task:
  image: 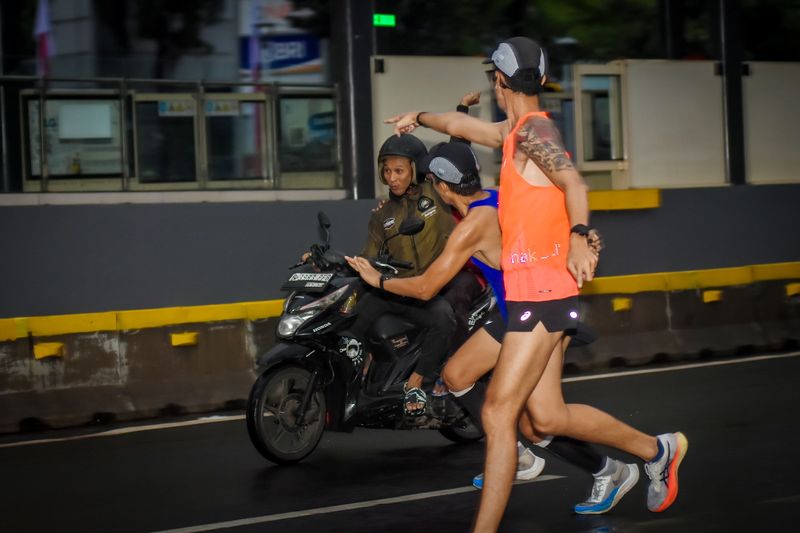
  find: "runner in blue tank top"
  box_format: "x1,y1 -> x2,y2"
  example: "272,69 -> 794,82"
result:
465,188 -> 507,321
346,141 -> 635,515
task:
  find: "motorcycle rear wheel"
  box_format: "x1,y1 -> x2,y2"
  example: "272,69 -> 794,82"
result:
247,365 -> 326,464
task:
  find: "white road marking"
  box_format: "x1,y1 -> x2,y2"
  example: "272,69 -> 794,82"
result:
0,415 -> 245,449
149,475 -> 565,533
3,350 -> 798,450
562,350 -> 800,383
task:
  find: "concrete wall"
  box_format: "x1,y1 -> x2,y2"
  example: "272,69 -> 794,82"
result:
1,184 -> 799,318
624,60 -> 726,188
743,63 -> 800,185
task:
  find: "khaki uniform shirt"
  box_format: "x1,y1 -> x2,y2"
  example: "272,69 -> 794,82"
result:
361,181 -> 455,277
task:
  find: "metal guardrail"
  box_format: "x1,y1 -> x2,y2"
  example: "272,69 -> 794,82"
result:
0,76 -> 343,193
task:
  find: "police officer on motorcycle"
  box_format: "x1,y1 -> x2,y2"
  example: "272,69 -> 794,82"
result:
352,133 -> 482,416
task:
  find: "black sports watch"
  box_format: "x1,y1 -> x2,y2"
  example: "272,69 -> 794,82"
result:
570,224 -> 591,237
380,273 -> 393,290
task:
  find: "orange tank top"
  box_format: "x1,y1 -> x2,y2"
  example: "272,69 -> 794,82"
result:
499,112 -> 578,302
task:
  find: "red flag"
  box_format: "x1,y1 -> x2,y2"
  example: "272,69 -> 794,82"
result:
33,0 -> 54,76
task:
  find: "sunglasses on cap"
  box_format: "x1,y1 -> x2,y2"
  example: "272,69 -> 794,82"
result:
485,69 -> 511,89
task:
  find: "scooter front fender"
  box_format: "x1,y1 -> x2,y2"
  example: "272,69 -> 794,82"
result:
255,341 -> 316,371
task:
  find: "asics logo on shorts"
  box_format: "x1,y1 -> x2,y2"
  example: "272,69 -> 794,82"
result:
520,310 -> 532,321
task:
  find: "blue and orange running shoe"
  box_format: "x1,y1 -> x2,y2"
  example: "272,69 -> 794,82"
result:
645,432 -> 689,512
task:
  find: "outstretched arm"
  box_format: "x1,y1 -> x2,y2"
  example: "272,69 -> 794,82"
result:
346,217 -> 484,300
514,115 -> 597,287
385,111 -> 505,149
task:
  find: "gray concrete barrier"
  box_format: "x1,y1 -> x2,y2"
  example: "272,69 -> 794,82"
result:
0,318 -> 279,434
1,278 -> 798,434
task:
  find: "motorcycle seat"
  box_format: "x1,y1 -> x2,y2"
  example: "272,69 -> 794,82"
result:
367,313 -> 416,343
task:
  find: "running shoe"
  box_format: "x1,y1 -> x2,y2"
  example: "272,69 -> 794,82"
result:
645,432 -> 688,512
472,442 -> 545,489
574,459 -> 639,514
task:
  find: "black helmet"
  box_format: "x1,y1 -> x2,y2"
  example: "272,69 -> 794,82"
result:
377,134 -> 428,183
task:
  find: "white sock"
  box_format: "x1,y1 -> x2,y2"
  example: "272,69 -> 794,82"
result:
450,384 -> 474,398
594,457 -> 618,477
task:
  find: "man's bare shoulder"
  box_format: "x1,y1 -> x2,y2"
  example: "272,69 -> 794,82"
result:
456,205 -> 498,242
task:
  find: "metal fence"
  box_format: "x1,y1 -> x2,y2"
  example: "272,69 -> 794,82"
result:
0,76 -> 343,193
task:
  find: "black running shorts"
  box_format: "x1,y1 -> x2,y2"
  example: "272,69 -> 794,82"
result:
483,307 -> 506,343
482,299 -> 594,345
505,296 -> 580,334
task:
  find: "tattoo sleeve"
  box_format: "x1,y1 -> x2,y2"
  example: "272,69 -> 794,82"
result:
515,116 -> 574,173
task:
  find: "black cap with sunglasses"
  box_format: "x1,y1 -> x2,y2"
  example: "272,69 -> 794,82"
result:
483,36 -> 547,95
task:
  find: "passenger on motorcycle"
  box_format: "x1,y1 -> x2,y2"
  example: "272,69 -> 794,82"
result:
351,133 -> 483,416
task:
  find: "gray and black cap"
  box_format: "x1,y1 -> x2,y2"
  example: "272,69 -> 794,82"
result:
483,36 -> 547,94
422,142 -> 481,186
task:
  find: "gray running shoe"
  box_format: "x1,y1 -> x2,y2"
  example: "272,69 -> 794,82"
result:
574,458 -> 639,514
645,432 -> 688,512
472,441 -> 545,489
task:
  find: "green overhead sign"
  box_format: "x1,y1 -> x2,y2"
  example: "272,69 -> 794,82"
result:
373,14 -> 396,27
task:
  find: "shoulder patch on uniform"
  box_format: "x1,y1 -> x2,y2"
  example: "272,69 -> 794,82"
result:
383,217 -> 396,230
417,196 -> 435,213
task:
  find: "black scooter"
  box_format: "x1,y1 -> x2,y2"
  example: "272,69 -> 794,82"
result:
246,212 -> 494,464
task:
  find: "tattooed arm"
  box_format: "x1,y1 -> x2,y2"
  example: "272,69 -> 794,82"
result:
515,114 -> 597,287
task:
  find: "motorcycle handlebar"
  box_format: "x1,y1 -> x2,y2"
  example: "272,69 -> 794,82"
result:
367,257 -> 414,275
389,259 -> 413,270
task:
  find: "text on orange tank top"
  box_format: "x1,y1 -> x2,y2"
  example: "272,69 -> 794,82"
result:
498,111 -> 578,302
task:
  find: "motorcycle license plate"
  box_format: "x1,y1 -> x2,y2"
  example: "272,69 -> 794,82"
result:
281,272 -> 334,292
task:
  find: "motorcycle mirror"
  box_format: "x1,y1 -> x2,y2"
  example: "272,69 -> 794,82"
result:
398,217 -> 424,236
317,211 -> 331,249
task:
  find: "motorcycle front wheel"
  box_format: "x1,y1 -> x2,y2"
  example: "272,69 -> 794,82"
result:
246,365 -> 326,464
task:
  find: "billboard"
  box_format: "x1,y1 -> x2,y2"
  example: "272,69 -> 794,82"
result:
239,0 -> 327,84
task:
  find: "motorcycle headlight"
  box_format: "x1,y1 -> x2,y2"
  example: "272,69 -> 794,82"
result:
278,310 -> 317,337
277,285 -> 350,338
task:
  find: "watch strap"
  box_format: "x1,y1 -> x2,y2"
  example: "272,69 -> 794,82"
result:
570,224 -> 591,237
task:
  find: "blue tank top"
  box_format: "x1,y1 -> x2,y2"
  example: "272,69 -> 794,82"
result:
467,189 -> 507,320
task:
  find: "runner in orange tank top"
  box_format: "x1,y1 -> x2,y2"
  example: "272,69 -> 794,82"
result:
499,111 -> 578,303
386,36 -> 687,533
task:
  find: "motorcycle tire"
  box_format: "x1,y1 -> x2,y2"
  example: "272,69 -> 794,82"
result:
246,364 -> 326,464
438,420 -> 484,444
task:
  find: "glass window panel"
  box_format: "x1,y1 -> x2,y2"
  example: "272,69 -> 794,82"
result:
580,75 -> 623,162
27,98 -> 123,178
277,96 -> 339,189
135,101 -> 196,183
206,101 -> 267,181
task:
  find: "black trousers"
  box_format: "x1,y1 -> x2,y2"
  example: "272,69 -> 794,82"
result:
440,270 -> 484,355
350,290 -> 456,379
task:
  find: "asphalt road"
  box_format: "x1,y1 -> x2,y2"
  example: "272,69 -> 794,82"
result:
2,351 -> 799,533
